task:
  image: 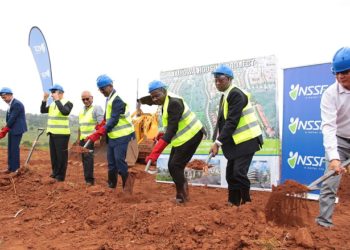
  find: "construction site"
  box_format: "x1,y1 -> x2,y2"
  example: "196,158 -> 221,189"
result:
1,1 -> 350,249
1,146 -> 350,249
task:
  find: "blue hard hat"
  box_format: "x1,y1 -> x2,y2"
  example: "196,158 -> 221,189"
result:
96,74 -> 113,88
148,80 -> 167,93
332,47 -> 350,73
212,65 -> 234,78
49,84 -> 64,92
0,87 -> 13,95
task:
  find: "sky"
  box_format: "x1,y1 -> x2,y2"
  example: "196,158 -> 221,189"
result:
0,0 -> 349,115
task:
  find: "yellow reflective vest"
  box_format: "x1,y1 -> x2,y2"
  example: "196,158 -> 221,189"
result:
162,92 -> 203,147
223,85 -> 262,144
106,92 -> 134,139
79,106 -> 97,140
47,99 -> 70,135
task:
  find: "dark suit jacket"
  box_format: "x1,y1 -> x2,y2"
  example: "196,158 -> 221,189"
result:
6,98 -> 28,135
217,86 -> 263,160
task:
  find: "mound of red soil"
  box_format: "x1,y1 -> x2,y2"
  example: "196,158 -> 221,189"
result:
1,147 -> 350,249
186,159 -> 213,170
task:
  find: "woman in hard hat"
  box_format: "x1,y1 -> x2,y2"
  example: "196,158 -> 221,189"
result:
316,47 -> 350,228
146,80 -> 204,203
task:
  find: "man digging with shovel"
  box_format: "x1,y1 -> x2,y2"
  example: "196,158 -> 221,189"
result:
76,90 -> 104,186
85,75 -> 135,192
145,80 -> 204,203
316,47 -> 350,228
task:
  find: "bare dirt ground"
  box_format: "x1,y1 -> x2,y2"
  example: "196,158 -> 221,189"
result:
1,147 -> 350,249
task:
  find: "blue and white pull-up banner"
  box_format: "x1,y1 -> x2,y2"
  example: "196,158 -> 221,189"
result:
282,63 -> 335,186
28,26 -> 53,93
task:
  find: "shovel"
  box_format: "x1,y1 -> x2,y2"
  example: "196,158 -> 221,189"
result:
24,128 -> 45,168
307,158 -> 350,191
203,153 -> 213,176
144,160 -> 157,174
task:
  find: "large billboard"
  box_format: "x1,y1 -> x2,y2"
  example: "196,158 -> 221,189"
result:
156,55 -> 280,190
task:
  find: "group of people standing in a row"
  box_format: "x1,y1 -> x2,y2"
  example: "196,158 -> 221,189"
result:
0,65 -> 263,207
1,50 -> 349,228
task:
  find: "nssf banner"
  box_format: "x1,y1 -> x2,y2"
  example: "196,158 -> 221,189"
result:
282,63 -> 335,189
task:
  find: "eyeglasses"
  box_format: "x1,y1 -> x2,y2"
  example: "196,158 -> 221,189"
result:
335,69 -> 350,75
81,97 -> 91,102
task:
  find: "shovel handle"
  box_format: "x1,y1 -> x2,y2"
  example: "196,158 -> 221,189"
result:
203,153 -> 212,176
307,158 -> 350,190
205,153 -> 213,164
145,160 -> 157,174
84,139 -> 91,148
145,160 -> 152,172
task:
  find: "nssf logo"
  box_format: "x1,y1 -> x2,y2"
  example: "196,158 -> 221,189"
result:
33,43 -> 46,54
287,151 -> 325,169
288,117 -> 322,134
289,84 -> 329,101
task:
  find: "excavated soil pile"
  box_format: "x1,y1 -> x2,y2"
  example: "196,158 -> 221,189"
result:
186,159 -> 213,170
265,180 -> 311,227
2,147 -> 350,249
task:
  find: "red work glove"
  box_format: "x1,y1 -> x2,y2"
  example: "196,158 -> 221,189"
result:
145,138 -> 168,164
95,120 -> 106,130
86,126 -> 106,142
155,132 -> 164,141
0,127 -> 10,139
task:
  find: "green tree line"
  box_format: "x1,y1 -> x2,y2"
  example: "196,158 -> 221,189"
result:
0,110 -> 79,149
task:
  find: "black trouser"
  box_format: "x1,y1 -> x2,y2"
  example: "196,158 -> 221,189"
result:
79,140 -> 95,184
168,130 -> 203,186
49,134 -> 70,181
226,153 -> 254,191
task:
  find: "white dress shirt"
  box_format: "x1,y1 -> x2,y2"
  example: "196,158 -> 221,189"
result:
321,82 -> 350,160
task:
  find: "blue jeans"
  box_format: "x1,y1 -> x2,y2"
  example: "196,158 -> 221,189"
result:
107,133 -> 134,175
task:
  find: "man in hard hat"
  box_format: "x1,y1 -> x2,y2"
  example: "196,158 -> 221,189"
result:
210,65 -> 263,207
145,80 -> 204,203
76,90 -> 104,185
316,47 -> 350,228
86,75 -> 135,190
0,87 -> 27,173
41,84 -> 73,182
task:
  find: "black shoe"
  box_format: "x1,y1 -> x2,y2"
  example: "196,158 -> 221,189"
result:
228,189 -> 241,207
121,172 -> 128,189
241,189 -> 251,204
183,181 -> 189,201
175,183 -> 186,203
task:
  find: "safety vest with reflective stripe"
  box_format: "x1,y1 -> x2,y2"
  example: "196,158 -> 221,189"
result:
79,106 -> 97,140
47,99 -> 70,135
223,85 -> 262,144
106,92 -> 134,139
162,92 -> 203,147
